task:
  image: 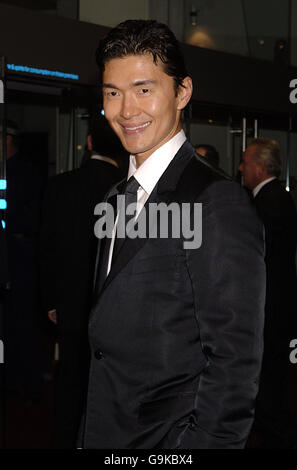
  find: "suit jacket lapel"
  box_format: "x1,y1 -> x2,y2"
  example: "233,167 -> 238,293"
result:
93,178 -> 126,294
98,141 -> 195,294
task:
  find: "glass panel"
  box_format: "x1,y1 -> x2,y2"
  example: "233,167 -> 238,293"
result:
189,121 -> 233,175
74,107 -> 90,169
7,103 -> 55,181
58,109 -> 73,174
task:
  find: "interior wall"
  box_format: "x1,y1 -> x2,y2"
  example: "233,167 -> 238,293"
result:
184,0 -> 248,55
79,0 -> 149,27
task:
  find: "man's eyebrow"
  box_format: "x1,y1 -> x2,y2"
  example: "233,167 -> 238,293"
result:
132,80 -> 157,87
102,80 -> 157,89
102,83 -> 119,89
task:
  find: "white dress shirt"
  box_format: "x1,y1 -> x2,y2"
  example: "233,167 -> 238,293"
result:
106,129 -> 187,275
252,176 -> 277,198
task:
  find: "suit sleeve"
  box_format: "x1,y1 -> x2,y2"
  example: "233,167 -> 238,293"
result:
182,180 -> 266,449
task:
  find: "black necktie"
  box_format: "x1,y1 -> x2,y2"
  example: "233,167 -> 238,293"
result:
112,176 -> 140,262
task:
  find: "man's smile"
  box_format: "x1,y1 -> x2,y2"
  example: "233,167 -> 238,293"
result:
120,121 -> 152,135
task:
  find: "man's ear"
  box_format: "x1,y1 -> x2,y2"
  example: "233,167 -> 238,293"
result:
87,134 -> 93,151
177,76 -> 193,110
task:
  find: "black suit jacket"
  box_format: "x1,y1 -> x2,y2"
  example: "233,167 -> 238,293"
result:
40,158 -> 121,447
254,179 -> 297,342
82,141 -> 266,449
40,158 -> 121,331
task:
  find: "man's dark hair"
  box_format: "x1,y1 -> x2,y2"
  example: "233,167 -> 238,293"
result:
96,19 -> 189,94
195,144 -> 220,167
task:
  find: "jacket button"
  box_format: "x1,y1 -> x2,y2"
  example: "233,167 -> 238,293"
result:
94,349 -> 103,360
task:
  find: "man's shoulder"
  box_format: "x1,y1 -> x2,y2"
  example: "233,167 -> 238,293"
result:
177,142 -> 246,204
79,158 -> 121,183
47,169 -> 77,193
257,178 -> 297,220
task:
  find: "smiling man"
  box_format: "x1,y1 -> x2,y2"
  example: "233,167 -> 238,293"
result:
102,53 -> 191,166
80,20 -> 266,449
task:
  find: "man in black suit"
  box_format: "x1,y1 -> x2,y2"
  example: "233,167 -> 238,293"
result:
239,138 -> 297,448
40,116 -> 123,448
80,20 -> 266,449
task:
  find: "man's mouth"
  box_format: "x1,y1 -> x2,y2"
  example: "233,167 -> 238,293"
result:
121,121 -> 152,134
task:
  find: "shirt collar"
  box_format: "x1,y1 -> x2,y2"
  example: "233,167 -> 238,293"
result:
252,176 -> 277,198
127,130 -> 186,195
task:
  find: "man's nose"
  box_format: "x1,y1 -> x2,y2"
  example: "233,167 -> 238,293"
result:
120,93 -> 140,119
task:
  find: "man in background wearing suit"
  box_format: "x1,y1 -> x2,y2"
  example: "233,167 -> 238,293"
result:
239,138 -> 297,448
40,116 -> 124,448
81,20 -> 266,449
4,121 -> 43,405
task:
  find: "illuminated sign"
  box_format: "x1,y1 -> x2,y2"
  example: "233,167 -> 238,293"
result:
0,199 -> 7,209
0,180 -> 7,190
7,63 -> 79,81
1,220 -> 5,229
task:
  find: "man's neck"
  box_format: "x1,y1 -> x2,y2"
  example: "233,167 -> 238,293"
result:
135,126 -> 182,168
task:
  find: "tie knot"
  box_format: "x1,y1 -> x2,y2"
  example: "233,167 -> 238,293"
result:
125,176 -> 140,195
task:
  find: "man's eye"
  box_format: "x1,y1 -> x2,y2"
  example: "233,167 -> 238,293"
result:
107,91 -> 119,97
139,88 -> 150,94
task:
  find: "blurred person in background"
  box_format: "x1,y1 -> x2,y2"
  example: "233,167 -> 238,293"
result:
3,120 -> 43,406
40,115 -> 126,448
239,138 -> 297,448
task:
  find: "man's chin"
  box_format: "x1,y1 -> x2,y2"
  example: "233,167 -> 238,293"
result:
122,143 -> 150,157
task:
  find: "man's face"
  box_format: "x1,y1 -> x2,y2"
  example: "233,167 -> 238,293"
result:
238,145 -> 263,190
102,54 -> 192,165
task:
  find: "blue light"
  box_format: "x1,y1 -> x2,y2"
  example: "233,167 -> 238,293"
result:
101,109 -> 105,116
0,179 -> 7,190
1,220 -> 5,229
0,199 -> 7,209
7,63 -> 79,81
